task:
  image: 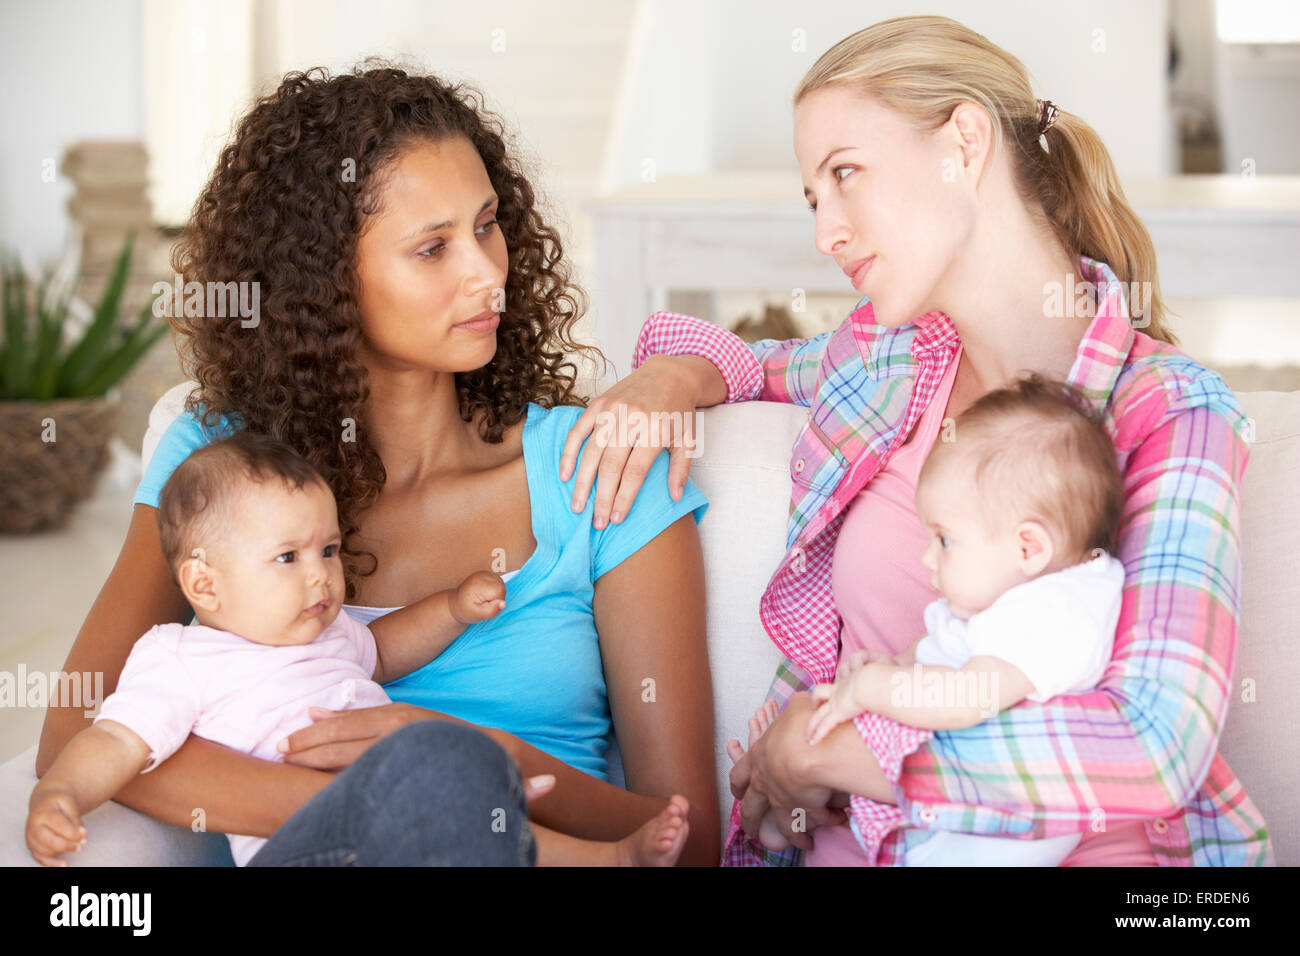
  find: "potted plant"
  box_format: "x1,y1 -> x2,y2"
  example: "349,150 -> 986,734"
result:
0,235 -> 170,533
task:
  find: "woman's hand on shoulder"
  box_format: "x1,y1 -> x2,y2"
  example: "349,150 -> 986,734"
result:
559,354 -> 724,529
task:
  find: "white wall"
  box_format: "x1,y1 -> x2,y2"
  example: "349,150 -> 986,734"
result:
143,0 -> 255,227
0,0 -> 144,263
600,0 -> 720,188
0,0 -> 1229,263
1216,42 -> 1300,174
607,0 -> 1174,187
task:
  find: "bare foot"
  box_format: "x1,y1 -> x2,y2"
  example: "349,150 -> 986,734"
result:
617,794 -> 691,866
725,700 -> 790,852
724,699 -> 781,764
749,699 -> 780,746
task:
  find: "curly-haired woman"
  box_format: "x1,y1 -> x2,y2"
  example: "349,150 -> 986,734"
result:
35,65 -> 720,866
564,15 -> 1272,866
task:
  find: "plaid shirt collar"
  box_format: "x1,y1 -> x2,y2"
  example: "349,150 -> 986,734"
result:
850,255 -> 1134,412
794,256 -> 1135,559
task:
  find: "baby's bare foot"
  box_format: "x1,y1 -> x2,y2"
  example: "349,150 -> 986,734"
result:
726,699 -> 782,766
758,813 -> 790,852
617,795 -> 691,866
728,701 -> 788,851
748,699 -> 780,747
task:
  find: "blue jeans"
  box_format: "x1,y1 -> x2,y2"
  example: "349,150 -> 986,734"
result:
247,721 -> 536,866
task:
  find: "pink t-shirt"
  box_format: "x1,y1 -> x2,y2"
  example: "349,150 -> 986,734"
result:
94,608 -> 391,865
811,346 -> 1154,866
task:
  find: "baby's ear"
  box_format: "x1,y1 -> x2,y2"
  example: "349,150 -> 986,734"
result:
1013,520 -> 1054,576
177,551 -> 220,612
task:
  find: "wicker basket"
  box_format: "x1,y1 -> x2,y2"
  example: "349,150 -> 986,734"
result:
0,394 -> 120,534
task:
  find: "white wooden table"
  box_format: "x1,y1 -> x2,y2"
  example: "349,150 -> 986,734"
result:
586,172 -> 1300,372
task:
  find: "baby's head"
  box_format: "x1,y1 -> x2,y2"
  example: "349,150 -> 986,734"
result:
916,373 -> 1123,620
157,431 -> 344,645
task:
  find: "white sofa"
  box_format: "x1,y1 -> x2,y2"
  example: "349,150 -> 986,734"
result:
2,382 -> 1296,865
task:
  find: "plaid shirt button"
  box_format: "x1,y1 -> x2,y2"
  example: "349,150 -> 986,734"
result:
918,809 -> 937,823
795,458 -> 805,473
1152,818 -> 1169,833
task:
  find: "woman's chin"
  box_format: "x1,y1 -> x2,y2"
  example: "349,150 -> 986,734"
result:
871,302 -> 925,330
423,345 -> 498,376
856,296 -> 900,328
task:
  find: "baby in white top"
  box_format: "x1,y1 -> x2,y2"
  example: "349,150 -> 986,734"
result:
748,373 -> 1127,865
27,430 -> 691,867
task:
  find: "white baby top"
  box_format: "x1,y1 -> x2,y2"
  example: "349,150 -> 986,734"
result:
893,551 -> 1126,867
915,552 -> 1127,703
94,608 -> 390,865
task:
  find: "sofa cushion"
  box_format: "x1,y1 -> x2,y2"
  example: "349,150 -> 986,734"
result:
0,745 -> 232,866
1218,391 -> 1300,865
5,384 -> 1293,865
680,402 -> 811,838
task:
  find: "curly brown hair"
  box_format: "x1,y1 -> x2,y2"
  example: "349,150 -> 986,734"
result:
169,63 -> 603,601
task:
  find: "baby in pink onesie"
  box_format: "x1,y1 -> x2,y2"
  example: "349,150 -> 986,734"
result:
27,430 -> 690,867
737,373 -> 1127,864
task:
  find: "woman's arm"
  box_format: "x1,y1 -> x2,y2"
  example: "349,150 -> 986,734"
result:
589,512 -> 721,864
631,309 -> 834,407
35,505 -> 334,837
562,310 -> 839,530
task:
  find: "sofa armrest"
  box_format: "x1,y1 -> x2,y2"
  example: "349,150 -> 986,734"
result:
0,745 -> 233,866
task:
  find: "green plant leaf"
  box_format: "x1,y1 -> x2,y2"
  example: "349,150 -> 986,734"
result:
2,233 -> 164,402
56,231 -> 134,395
31,278 -> 71,401
0,257 -> 10,397
71,302 -> 169,397
2,257 -> 31,399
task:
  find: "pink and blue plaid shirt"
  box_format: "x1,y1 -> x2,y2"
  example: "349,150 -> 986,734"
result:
632,256 -> 1272,867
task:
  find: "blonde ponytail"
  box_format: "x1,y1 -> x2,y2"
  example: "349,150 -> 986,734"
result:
1036,114 -> 1177,345
795,15 -> 1178,345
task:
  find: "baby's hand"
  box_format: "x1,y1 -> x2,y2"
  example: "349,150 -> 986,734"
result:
26,788 -> 87,867
449,570 -> 507,625
806,675 -> 865,746
836,648 -> 885,680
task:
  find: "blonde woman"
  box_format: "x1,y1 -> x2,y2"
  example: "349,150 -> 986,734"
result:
561,15 -> 1272,866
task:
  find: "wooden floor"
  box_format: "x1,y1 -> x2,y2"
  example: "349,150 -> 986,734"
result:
0,442 -> 138,765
